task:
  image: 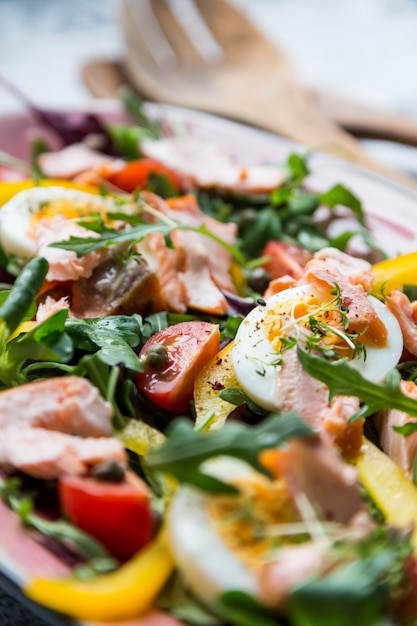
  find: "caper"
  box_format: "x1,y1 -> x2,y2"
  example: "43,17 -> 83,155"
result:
143,343 -> 169,369
246,267 -> 272,293
91,459 -> 126,483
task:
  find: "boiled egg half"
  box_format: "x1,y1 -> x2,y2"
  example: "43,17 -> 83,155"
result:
0,186 -> 117,259
232,284 -> 403,412
168,456 -> 296,606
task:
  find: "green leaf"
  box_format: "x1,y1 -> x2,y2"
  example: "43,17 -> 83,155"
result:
216,591 -> 280,626
329,229 -> 358,252
393,422 -> 417,437
0,310 -> 72,386
241,207 -> 282,257
108,124 -> 148,160
270,186 -> 292,206
297,346 -> 417,421
74,353 -> 126,429
145,412 -> 314,493
7,309 -> 73,363
219,315 -> 243,342
147,171 -> 178,199
65,315 -> 142,350
320,184 -> 365,226
219,387 -> 267,416
287,153 -> 310,184
64,316 -> 143,372
296,227 -> 330,252
288,191 -> 319,216
403,284 -> 417,302
50,221 -> 173,257
118,86 -> 162,138
50,220 -> 247,266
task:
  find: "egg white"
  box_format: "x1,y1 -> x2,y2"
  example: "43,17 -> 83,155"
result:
232,285 -> 403,411
167,457 -> 262,604
0,186 -> 117,259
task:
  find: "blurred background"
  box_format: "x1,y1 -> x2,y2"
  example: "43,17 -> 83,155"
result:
1,0 -> 417,173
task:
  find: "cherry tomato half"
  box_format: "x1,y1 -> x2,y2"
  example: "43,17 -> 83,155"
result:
59,471 -> 154,561
136,321 -> 220,414
106,159 -> 180,194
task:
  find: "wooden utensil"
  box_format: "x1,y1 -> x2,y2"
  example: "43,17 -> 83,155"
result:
82,58 -> 417,149
119,0 -> 417,188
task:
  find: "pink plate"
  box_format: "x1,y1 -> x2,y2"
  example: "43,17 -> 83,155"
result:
0,100 -> 417,626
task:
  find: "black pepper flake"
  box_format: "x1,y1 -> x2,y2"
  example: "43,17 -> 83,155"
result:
212,381 -> 225,391
257,298 -> 267,306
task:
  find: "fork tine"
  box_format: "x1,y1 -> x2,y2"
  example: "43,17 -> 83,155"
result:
165,0 -> 223,63
124,0 -> 178,68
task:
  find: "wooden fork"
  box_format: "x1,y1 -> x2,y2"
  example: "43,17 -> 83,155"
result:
120,0 -> 417,188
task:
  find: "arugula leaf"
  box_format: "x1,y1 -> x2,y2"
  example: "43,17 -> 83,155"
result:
297,346 -> 417,421
320,184 -> 365,226
50,221 -> 173,257
50,221 -> 247,266
145,412 -> 314,494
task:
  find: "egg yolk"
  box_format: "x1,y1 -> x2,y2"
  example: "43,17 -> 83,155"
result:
207,476 -> 300,570
29,199 -> 113,226
262,292 -> 345,351
261,288 -> 387,361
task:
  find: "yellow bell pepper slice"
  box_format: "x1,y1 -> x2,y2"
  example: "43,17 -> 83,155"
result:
372,251 -> 417,294
25,532 -> 174,622
0,180 -> 98,207
193,341 -> 241,430
116,418 -> 166,457
355,438 -> 417,551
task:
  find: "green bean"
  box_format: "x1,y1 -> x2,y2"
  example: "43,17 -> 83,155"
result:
0,256 -> 48,338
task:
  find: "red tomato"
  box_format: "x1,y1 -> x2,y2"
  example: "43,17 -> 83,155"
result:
106,159 -> 180,193
59,471 -> 154,561
136,321 -> 220,414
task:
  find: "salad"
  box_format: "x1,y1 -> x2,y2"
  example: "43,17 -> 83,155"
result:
1,90 -> 417,626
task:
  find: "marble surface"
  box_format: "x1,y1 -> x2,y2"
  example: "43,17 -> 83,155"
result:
1,0 -> 417,172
